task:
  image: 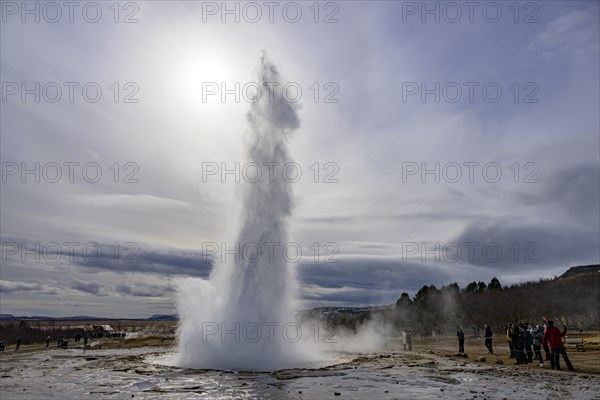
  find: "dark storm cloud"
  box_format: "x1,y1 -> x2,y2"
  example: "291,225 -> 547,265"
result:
301,287 -> 398,305
520,164 -> 600,223
453,164 -> 600,269
83,248 -> 213,277
295,258 -> 516,305
298,259 -> 457,293
70,279 -> 106,296
0,237 -> 213,277
115,282 -> 175,297
453,223 -> 599,269
0,280 -> 59,296
0,281 -> 44,293
300,208 -> 484,225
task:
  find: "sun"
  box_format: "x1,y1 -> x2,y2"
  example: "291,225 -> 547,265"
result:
171,41 -> 247,107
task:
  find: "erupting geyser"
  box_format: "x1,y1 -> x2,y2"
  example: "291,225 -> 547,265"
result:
174,53 -> 323,371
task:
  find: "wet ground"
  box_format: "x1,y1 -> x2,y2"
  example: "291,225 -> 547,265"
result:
1,346 -> 599,399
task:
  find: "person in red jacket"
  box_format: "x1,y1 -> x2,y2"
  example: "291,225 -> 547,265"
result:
542,320 -> 575,371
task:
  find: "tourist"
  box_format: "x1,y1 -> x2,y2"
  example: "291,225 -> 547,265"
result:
512,325 -> 524,364
542,318 -> 555,368
15,338 -> 22,351
506,323 -> 515,358
402,331 -> 412,351
457,328 -> 465,353
45,336 -> 51,348
0,339 -> 5,352
484,324 -> 493,354
523,324 -> 534,363
532,325 -> 544,367
543,320 -> 575,371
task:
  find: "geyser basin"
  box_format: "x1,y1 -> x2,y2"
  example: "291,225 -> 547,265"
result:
173,53 -> 324,371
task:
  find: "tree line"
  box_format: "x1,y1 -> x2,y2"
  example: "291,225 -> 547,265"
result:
386,273 -> 600,336
313,272 -> 600,337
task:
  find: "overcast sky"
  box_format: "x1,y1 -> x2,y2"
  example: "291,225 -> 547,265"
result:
1,1 -> 599,317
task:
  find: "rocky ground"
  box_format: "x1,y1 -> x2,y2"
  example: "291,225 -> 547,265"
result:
0,334 -> 599,399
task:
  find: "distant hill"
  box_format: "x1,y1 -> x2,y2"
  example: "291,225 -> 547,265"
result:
0,314 -> 178,321
0,315 -> 111,321
306,263 -> 600,333
147,314 -> 178,321
560,264 -> 600,278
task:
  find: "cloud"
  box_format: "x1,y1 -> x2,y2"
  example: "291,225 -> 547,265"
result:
0,238 -> 214,277
0,280 -> 59,296
69,279 -> 107,296
530,6 -> 600,62
115,282 -> 175,297
447,163 -> 600,269
71,193 -> 193,210
453,223 -> 599,270
297,258 -> 461,306
300,284 -> 398,307
519,164 -> 600,224
0,280 -> 44,293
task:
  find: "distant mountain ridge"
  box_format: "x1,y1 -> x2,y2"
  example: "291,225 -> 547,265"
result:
147,314 -> 178,321
560,264 -> 600,278
0,314 -> 114,321
0,314 -> 178,321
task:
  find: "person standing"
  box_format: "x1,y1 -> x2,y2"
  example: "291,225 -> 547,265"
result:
45,336 -> 51,348
542,319 -> 554,368
15,338 -> 22,351
506,323 -> 515,358
523,325 -> 534,363
543,320 -> 575,371
484,324 -> 493,354
532,325 -> 545,367
403,331 -> 413,351
457,328 -> 465,353
512,325 -> 524,364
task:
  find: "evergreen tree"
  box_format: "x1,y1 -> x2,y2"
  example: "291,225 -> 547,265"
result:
395,292 -> 412,308
488,276 -> 502,290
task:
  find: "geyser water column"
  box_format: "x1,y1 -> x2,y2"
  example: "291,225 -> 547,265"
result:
174,53 -> 322,371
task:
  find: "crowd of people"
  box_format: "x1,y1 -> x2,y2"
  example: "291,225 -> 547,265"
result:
505,319 -> 575,371
0,331 -> 125,352
455,318 -> 577,371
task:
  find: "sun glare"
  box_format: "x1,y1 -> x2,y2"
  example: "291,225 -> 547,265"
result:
176,49 -> 240,105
